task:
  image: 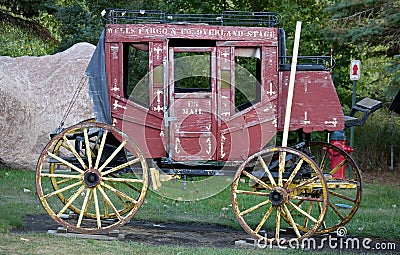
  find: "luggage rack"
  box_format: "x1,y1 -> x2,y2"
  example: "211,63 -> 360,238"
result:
279,56 -> 335,71
101,9 -> 281,27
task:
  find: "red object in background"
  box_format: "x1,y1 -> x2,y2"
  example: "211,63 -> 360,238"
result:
330,131 -> 354,179
350,60 -> 361,80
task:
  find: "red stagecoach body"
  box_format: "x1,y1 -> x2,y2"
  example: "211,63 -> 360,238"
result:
96,21 -> 343,162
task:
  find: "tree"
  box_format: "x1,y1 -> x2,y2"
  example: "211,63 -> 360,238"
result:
324,0 -> 400,106
326,0 -> 400,57
0,0 -> 57,44
0,0 -> 55,18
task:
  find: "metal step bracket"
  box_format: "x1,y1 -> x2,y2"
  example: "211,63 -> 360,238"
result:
345,97 -> 382,128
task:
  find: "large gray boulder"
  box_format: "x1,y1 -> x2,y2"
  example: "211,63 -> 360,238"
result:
0,43 -> 95,170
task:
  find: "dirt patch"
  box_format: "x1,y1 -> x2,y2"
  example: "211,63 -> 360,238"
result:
362,168 -> 400,189
16,214 -> 400,253
17,214 -> 249,248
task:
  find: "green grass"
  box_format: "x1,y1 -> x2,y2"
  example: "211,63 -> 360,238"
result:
0,168 -> 43,232
0,167 -> 399,254
346,184 -> 400,240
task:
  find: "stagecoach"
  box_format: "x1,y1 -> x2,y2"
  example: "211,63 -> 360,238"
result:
35,9 -> 381,243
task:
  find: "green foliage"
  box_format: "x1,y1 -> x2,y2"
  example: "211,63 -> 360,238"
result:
53,2 -> 103,51
384,55 -> 400,99
324,0 -> 400,107
352,111 -> 400,171
0,20 -> 55,56
0,0 -> 56,18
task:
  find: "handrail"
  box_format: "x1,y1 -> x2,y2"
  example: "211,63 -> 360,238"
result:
279,56 -> 336,71
101,9 -> 281,27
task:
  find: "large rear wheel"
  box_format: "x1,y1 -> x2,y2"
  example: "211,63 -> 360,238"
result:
302,141 -> 362,234
231,147 -> 328,244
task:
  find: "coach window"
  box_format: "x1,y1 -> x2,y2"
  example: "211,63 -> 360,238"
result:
174,51 -> 211,93
234,47 -> 261,111
123,43 -> 150,107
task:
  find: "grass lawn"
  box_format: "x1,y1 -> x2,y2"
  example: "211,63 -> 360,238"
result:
0,167 -> 399,254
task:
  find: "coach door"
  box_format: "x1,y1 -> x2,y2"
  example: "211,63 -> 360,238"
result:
167,46 -> 217,161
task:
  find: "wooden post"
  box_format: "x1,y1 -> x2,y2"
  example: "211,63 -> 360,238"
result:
282,21 -> 302,147
279,21 -> 301,186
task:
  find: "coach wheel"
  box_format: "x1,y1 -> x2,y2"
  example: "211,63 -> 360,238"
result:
36,122 -> 149,234
301,141 -> 362,234
231,147 -> 328,244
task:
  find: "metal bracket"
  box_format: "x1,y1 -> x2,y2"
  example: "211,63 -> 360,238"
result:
164,116 -> 177,125
345,97 -> 382,128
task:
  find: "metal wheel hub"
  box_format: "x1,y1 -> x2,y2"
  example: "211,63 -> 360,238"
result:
84,169 -> 101,188
269,187 -> 288,206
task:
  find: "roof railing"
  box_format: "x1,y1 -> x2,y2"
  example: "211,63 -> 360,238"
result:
102,9 -> 281,27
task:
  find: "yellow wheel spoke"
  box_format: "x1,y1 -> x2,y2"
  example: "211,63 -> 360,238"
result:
57,185 -> 86,217
235,190 -> 269,196
102,158 -> 140,176
44,181 -> 83,199
278,152 -> 286,187
291,196 -> 324,202
83,128 -> 93,169
288,201 -> 318,223
47,152 -> 84,174
288,176 -> 319,192
329,190 -> 356,203
242,170 -> 272,191
86,189 -> 94,212
93,188 -> 102,228
94,130 -> 108,169
319,149 -> 329,170
56,178 -> 76,185
329,201 -> 346,220
103,196 -> 109,218
101,182 -> 138,204
283,204 -> 301,238
318,202 -> 327,229
63,135 -> 87,170
77,189 -> 92,227
304,201 -> 313,228
329,159 -> 346,176
275,206 -> 281,240
257,156 -> 276,186
289,199 -> 304,214
284,159 -> 303,188
104,181 -> 129,207
110,173 -> 142,193
102,177 -> 143,183
254,205 -> 274,233
240,200 -> 271,217
41,173 -> 81,179
97,186 -> 123,221
98,140 -> 128,172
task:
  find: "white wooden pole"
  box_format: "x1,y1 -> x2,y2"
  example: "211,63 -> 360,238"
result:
278,21 -> 302,186
282,21 -> 302,147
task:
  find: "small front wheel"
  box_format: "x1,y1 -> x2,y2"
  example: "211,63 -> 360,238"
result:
36,122 -> 149,234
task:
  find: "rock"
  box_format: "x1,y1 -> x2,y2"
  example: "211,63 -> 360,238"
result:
0,43 -> 96,170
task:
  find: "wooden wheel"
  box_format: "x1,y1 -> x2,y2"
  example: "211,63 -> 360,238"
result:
301,141 -> 362,234
36,122 -> 149,234
231,147 -> 328,244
